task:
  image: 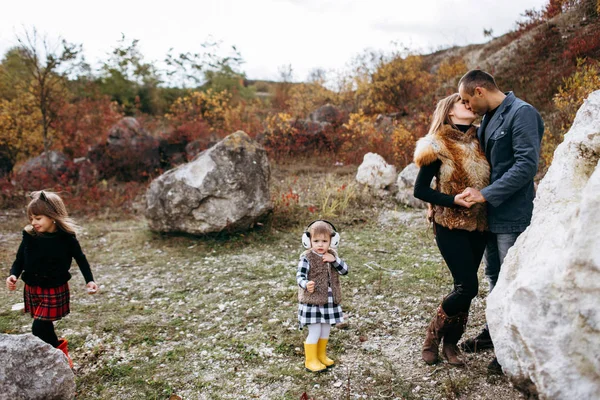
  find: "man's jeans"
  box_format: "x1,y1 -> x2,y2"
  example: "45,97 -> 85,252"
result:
484,231 -> 522,292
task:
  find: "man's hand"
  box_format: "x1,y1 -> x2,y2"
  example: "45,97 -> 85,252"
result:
322,253 -> 335,263
6,275 -> 17,291
462,187 -> 486,204
306,281 -> 315,293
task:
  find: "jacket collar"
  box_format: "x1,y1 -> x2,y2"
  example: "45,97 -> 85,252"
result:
479,92 -> 516,146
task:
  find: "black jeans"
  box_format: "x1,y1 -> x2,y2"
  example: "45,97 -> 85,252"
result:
435,223 -> 487,316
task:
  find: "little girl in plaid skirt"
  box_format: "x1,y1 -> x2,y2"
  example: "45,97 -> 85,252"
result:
296,220 -> 348,372
5,191 -> 98,368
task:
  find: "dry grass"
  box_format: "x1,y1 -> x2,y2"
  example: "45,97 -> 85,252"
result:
0,165 -> 524,399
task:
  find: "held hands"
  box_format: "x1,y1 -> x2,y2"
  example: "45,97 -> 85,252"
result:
6,275 -> 17,291
455,187 -> 486,208
306,281 -> 315,293
86,281 -> 99,294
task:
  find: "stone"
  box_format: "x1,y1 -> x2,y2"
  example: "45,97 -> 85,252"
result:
356,153 -> 397,189
0,333 -> 75,399
88,117 -> 161,181
74,157 -> 97,186
395,162 -> 427,208
106,116 -> 148,146
17,151 -> 69,175
487,90 -> 600,399
310,103 -> 346,125
145,131 -> 272,234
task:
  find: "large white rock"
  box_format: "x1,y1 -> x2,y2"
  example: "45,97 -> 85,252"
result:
395,162 -> 427,208
145,131 -> 272,234
356,153 -> 397,189
0,334 -> 75,399
487,90 -> 600,399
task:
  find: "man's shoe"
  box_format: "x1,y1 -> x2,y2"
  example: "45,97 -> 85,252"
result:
487,357 -> 503,375
460,327 -> 494,353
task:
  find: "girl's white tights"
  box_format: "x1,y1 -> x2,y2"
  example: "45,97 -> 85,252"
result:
305,323 -> 331,344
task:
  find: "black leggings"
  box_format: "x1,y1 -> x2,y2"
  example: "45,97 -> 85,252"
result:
32,319 -> 59,347
435,223 -> 487,316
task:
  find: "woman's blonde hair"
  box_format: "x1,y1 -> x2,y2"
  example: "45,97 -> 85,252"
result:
427,93 -> 461,136
26,190 -> 79,235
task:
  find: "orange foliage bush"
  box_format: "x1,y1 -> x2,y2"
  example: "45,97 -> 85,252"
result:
553,58 -> 600,132
537,58 -> 600,174
167,89 -> 232,134
367,55 -> 434,115
53,96 -> 124,159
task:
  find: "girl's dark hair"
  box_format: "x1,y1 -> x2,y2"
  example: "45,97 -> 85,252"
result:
26,191 -> 79,235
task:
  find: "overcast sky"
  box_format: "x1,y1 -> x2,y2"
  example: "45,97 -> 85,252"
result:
0,0 -> 549,82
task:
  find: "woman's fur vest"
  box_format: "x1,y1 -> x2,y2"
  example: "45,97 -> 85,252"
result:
298,249 -> 342,306
414,124 -> 490,232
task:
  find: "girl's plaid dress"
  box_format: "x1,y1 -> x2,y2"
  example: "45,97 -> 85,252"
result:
296,251 -> 348,329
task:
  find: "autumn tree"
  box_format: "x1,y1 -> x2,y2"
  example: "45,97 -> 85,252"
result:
0,48 -> 32,101
367,54 -> 434,115
9,28 -> 84,169
98,35 -> 163,115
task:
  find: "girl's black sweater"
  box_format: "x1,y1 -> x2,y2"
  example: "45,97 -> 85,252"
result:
10,230 -> 94,288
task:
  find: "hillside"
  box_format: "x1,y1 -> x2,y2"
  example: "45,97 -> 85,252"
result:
423,0 -> 600,113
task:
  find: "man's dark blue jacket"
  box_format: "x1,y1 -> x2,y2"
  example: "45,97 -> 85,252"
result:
478,92 -> 544,233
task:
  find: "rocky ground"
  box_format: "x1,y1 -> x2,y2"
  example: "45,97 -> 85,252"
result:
0,168 -> 525,400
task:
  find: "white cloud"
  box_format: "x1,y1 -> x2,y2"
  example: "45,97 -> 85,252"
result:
0,0 -> 548,82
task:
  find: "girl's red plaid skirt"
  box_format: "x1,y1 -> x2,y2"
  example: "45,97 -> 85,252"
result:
24,283 -> 70,321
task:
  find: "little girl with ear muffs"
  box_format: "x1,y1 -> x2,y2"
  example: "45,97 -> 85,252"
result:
296,220 -> 349,372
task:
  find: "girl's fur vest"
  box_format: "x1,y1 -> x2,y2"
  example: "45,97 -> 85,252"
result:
414,124 -> 490,232
298,249 -> 342,306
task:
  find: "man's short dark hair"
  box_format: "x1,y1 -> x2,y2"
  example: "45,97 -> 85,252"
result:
458,70 -> 500,95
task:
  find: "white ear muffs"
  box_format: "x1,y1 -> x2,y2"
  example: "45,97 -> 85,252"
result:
302,232 -> 311,249
301,220 -> 341,249
330,231 -> 340,248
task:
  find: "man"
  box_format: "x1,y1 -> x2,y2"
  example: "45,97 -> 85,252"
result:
457,70 -> 544,372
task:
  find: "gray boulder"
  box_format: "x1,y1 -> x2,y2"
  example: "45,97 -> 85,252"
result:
310,103 -> 346,125
0,334 -> 75,400
395,163 -> 427,208
88,117 -> 162,181
17,151 -> 69,175
106,116 -> 149,146
146,131 -> 272,234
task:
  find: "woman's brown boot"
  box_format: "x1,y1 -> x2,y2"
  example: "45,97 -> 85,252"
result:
422,305 -> 448,365
442,312 -> 468,367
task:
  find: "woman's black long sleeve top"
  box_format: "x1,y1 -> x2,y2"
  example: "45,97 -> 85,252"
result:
413,124 -> 472,207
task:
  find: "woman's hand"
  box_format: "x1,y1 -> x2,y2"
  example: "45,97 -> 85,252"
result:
426,204 -> 434,222
86,281 -> 98,294
6,275 -> 17,291
322,253 -> 335,263
306,281 -> 315,293
454,192 -> 474,208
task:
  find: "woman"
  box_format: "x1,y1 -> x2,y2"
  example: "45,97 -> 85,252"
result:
413,93 -> 489,366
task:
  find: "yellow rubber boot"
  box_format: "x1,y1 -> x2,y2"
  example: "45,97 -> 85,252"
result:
304,343 -> 326,372
317,338 -> 335,367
